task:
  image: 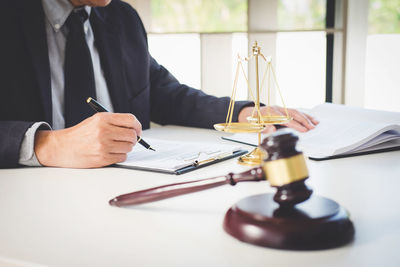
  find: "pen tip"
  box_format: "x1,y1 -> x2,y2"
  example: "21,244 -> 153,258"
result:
149,147 -> 156,151
109,198 -> 118,206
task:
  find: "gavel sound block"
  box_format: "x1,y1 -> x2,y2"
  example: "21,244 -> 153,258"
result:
109,130 -> 354,250
223,130 -> 354,250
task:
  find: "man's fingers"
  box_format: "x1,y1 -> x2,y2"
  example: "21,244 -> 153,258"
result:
304,113 -> 319,125
288,110 -> 315,130
284,120 -> 308,132
240,106 -> 318,134
257,106 -> 318,133
109,126 -> 137,143
104,140 -> 133,154
108,113 -> 142,136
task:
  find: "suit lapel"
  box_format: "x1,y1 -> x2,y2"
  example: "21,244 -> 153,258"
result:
20,0 -> 53,125
90,7 -> 129,113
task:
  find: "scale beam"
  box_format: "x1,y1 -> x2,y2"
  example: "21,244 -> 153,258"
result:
214,41 -> 292,166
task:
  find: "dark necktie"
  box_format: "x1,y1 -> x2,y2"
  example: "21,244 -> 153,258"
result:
64,8 -> 96,128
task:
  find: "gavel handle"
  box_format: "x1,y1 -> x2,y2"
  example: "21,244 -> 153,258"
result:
109,167 -> 265,207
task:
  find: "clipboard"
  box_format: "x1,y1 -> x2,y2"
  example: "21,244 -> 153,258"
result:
117,149 -> 247,175
115,138 -> 248,175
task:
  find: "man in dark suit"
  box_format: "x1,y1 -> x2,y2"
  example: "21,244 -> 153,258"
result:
0,0 -> 318,169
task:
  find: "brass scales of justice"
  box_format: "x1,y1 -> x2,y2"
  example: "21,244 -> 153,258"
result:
214,41 -> 292,166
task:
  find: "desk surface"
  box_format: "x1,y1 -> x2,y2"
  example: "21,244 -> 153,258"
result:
0,126 -> 399,267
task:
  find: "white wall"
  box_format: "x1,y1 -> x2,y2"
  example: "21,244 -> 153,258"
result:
364,34 -> 400,112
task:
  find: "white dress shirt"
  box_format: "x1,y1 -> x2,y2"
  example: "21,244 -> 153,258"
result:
19,0 -> 114,166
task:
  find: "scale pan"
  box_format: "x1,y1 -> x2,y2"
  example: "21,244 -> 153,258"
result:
214,123 -> 266,133
247,115 -> 293,125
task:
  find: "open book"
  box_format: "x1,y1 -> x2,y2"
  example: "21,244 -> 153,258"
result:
222,103 -> 400,160
116,138 -> 247,174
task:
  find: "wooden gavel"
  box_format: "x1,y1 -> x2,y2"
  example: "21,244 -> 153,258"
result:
109,129 -> 313,208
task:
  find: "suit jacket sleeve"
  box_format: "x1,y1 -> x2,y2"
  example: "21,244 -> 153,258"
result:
149,57 -> 252,129
0,2 -> 46,168
0,121 -> 35,168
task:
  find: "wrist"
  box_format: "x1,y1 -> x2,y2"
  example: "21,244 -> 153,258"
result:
34,130 -> 58,166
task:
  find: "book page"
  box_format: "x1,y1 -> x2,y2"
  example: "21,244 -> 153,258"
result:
117,138 -> 243,173
298,103 -> 400,157
222,103 -> 400,159
349,130 -> 400,152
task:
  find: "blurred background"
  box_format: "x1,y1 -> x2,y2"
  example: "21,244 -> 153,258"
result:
125,0 -> 400,112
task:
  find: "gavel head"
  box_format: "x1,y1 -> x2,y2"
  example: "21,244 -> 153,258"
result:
260,129 -> 313,208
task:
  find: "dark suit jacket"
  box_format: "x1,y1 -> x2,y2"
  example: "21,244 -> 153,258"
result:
0,0 -> 250,168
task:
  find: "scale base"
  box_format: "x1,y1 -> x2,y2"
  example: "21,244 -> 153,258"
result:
238,147 -> 264,166
223,193 -> 354,250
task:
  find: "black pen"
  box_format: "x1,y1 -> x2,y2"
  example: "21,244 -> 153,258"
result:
86,97 -> 155,151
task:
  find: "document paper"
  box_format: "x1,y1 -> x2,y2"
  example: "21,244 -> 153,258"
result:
117,138 -> 244,173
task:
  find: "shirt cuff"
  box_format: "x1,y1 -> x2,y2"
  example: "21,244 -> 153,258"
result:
18,122 -> 52,167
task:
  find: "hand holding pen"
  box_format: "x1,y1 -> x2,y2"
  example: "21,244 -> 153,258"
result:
87,97 -> 155,151
34,105 -> 145,168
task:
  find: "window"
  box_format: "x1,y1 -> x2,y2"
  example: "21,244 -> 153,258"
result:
275,31 -> 326,108
127,0 -> 340,108
274,0 -> 329,108
247,0 -> 338,108
278,0 -> 326,30
150,0 -> 247,33
148,34 -> 201,89
147,0 -> 249,99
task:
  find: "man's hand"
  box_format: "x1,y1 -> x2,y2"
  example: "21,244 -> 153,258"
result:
238,106 -> 319,133
34,113 -> 142,168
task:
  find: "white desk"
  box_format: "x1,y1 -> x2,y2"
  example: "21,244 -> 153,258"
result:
0,126 -> 399,267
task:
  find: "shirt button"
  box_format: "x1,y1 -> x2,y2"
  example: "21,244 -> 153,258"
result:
54,23 -> 61,30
